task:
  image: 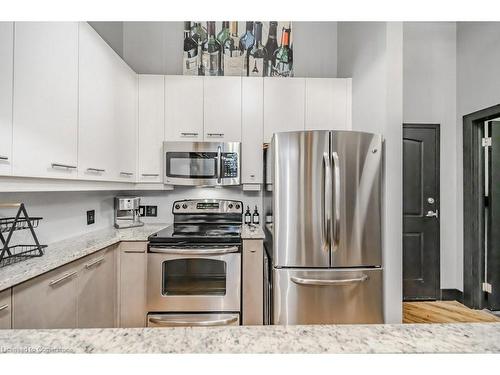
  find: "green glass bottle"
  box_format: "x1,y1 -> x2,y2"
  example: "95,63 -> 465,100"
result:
201,22 -> 220,76
272,26 -> 293,77
216,21 -> 230,75
191,22 -> 207,75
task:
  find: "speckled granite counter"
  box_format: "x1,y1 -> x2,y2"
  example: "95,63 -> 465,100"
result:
0,223 -> 169,291
0,323 -> 499,353
241,224 -> 265,239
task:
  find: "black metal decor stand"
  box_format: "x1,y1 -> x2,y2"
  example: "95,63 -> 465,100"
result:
0,203 -> 47,268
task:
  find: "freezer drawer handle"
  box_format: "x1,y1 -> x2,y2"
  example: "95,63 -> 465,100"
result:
149,246 -> 239,255
290,274 -> 368,286
148,315 -> 238,327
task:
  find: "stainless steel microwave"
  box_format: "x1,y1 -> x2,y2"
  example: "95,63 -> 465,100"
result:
163,141 -> 241,186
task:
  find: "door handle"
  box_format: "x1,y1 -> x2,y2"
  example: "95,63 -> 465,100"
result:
216,145 -> 222,183
331,151 -> 341,252
148,315 -> 238,327
85,256 -> 105,269
0,304 -> 9,312
322,152 -> 332,251
291,274 -> 368,286
425,210 -> 439,218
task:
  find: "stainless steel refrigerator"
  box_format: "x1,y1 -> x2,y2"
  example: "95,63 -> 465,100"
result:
264,130 -> 384,325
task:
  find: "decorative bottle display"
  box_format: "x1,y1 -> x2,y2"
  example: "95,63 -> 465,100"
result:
183,21 -> 198,75
201,21 -> 220,76
249,22 -> 265,77
263,21 -> 279,77
252,206 -> 260,225
190,22 -> 207,75
239,22 -> 256,76
244,206 -> 252,225
223,22 -> 243,76
272,26 -> 293,77
216,21 -> 230,75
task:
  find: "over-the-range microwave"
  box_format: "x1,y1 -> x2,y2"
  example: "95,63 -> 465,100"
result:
163,141 -> 241,186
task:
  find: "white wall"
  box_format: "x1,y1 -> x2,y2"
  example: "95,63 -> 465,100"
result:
338,22 -> 403,323
403,22 -> 459,290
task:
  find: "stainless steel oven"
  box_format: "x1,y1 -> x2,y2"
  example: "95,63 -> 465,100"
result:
163,141 -> 241,186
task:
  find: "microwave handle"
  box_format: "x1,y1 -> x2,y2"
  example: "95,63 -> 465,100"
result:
216,145 -> 222,183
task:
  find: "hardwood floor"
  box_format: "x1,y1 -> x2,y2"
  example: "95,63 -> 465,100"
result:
403,300 -> 500,323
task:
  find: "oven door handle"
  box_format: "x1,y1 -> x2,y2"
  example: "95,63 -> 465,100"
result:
149,246 -> 239,255
148,315 -> 238,327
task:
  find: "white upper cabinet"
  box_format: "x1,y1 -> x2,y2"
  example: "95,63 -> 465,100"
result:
0,22 -> 13,176
164,75 -> 203,142
241,77 -> 263,184
138,75 -> 164,183
263,77 -> 305,143
305,78 -> 352,131
79,22 -> 121,181
204,76 -> 242,142
13,22 -> 79,179
116,63 -> 138,182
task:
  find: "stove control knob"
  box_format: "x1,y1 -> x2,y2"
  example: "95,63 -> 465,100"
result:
228,204 -> 233,209
235,204 -> 240,210
174,204 -> 180,210
182,204 -> 188,209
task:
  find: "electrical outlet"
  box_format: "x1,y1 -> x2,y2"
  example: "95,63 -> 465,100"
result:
146,205 -> 158,217
87,210 -> 95,225
139,205 -> 146,217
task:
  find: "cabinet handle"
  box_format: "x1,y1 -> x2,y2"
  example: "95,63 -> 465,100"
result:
0,155 -> 9,161
85,256 -> 105,269
51,163 -> 77,169
180,132 -> 199,137
87,168 -> 105,173
206,133 -> 224,137
49,271 -> 78,287
0,304 -> 9,312
141,173 -> 159,177
120,172 -> 133,176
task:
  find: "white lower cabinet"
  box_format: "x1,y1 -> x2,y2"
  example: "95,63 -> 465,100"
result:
0,22 -> 13,176
0,288 -> 12,329
119,242 -> 147,327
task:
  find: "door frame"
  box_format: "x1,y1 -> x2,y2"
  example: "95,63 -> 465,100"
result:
402,123 -> 441,300
463,104 -> 500,309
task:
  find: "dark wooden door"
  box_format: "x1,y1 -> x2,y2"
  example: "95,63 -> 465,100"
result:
487,121 -> 500,310
403,124 -> 440,301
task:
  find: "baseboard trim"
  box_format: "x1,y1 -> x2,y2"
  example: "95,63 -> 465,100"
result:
440,289 -> 464,303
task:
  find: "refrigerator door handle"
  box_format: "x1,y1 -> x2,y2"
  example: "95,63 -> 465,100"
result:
322,152 -> 332,250
290,274 -> 368,286
331,151 -> 341,252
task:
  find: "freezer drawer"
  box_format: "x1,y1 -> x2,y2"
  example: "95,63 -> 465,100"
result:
272,268 -> 383,325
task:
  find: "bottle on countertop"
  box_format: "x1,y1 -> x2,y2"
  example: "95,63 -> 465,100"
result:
244,206 -> 252,225
252,205 -> 260,225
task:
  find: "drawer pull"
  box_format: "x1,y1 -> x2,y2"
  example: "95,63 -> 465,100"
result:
290,274 -> 368,286
206,133 -> 224,137
49,271 -> 78,286
87,168 -> 105,173
0,304 -> 9,312
141,173 -> 159,177
85,257 -> 105,269
180,132 -> 199,137
51,163 -> 77,169
120,172 -> 133,176
0,155 -> 9,161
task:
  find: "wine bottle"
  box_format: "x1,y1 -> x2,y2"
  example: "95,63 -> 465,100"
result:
244,206 -> 252,225
223,22 -> 243,76
249,22 -> 265,77
216,21 -> 230,75
183,21 -> 198,75
191,22 -> 207,75
272,26 -> 293,77
263,21 -> 278,77
202,21 -> 220,76
239,21 -> 256,76
252,205 -> 260,225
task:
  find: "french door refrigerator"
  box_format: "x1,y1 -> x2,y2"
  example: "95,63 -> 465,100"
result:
265,130 -> 383,325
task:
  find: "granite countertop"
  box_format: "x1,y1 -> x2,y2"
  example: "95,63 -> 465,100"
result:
0,223 -> 169,292
1,323 -> 499,353
241,224 -> 265,240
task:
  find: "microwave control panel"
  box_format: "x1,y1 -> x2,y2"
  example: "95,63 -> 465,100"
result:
222,153 -> 238,177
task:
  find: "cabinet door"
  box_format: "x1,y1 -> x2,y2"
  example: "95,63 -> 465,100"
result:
0,288 -> 12,329
204,76 -> 241,142
79,22 -> 119,181
165,75 -> 203,142
116,63 -> 138,182
138,75 -> 164,183
241,77 -> 263,184
305,78 -> 352,131
13,22 -> 79,179
13,262 -> 78,329
119,242 -> 147,327
77,246 -> 117,328
242,240 -> 264,325
0,22 -> 13,176
263,77 -> 305,143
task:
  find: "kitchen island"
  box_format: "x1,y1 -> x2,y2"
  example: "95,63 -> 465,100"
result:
1,323 -> 499,353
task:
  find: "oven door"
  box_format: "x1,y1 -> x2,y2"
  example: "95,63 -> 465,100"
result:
163,141 -> 241,186
147,245 -> 241,312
